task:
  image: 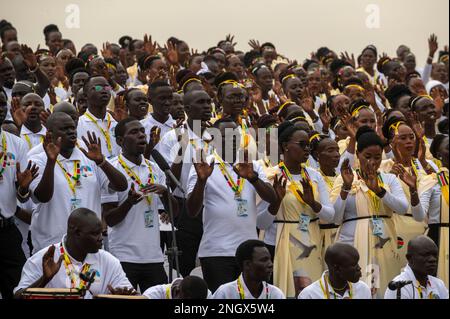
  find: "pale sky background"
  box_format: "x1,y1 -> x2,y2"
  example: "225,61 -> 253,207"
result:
2,0 -> 449,63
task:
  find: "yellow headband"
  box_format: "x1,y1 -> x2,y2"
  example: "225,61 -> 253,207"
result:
277,100 -> 294,115
351,105 -> 370,117
309,133 -> 320,143
381,59 -> 390,67
219,79 -> 243,89
290,116 -> 307,122
389,121 -> 405,136
345,84 -> 365,92
419,94 -> 433,101
281,74 -> 296,83
181,78 -> 202,92
106,63 -> 116,71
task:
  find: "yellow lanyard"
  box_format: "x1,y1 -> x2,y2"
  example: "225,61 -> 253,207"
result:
236,276 -> 269,299
356,169 -> 385,216
0,133 -> 8,178
213,151 -> 245,197
84,111 -> 112,153
23,134 -> 44,150
56,160 -> 81,196
319,274 -> 353,299
118,155 -> 155,205
437,169 -> 449,206
190,139 -> 210,155
278,162 -> 313,205
319,169 -> 336,191
60,244 -> 91,290
165,285 -> 171,299
416,281 -> 432,299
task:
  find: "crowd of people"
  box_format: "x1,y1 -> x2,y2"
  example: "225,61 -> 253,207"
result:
0,19 -> 449,300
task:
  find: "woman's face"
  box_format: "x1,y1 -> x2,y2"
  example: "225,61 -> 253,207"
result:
339,66 -> 356,86
221,85 -> 246,117
392,124 -> 416,156
307,71 -> 321,96
39,56 -> 57,80
177,42 -> 190,65
361,49 -> 376,70
56,49 -> 74,67
256,67 -> 274,93
282,130 -> 310,164
285,77 -> 303,101
357,145 -> 383,173
408,77 -> 427,96
396,95 -> 412,117
317,138 -> 340,169
331,94 -> 351,117
213,53 -> 226,71
404,54 -> 416,71
343,86 -> 365,102
227,56 -> 245,80
390,64 -> 407,83
354,108 -> 376,130
149,59 -> 168,80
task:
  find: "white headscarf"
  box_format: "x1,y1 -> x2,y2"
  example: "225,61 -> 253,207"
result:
426,79 -> 446,94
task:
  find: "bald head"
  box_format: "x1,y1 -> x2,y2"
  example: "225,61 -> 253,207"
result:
325,243 -> 362,283
53,101 -> 77,114
46,112 -> 73,131
407,235 -> 437,256
67,208 -> 103,255
68,208 -> 99,231
325,242 -> 359,266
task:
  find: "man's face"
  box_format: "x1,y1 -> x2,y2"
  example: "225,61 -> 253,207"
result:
47,31 -> 63,54
336,251 -> 362,284
408,241 -> 439,277
52,115 -> 77,149
247,247 -> 274,282
415,98 -> 436,124
186,91 -> 212,122
150,86 -> 173,117
21,94 -> 44,125
221,86 -> 245,117
0,59 -> 16,88
127,90 -> 149,120
76,217 -> 104,254
121,120 -> 147,155
86,77 -> 112,108
72,72 -> 90,95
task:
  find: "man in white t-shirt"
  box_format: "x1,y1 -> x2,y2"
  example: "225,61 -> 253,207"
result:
14,208 -> 135,299
187,118 -> 277,292
213,240 -> 285,299
143,276 -> 210,299
18,93 -> 47,151
103,118 -> 178,292
298,242 -> 372,299
0,90 -> 39,299
385,235 -> 448,299
29,112 -> 128,252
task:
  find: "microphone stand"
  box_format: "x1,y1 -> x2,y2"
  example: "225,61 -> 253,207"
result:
163,172 -> 182,283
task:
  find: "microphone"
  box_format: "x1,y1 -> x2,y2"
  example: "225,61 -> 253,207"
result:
388,280 -> 412,290
151,149 -> 185,194
79,270 -> 97,297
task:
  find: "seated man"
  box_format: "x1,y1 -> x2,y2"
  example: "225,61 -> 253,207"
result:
298,243 -> 371,299
14,208 -> 136,299
143,276 -> 210,299
384,235 -> 448,299
213,240 -> 285,299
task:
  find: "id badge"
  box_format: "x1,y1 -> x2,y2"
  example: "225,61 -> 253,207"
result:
70,198 -> 82,211
144,210 -> 154,228
236,198 -> 249,217
299,214 -> 311,232
371,217 -> 385,237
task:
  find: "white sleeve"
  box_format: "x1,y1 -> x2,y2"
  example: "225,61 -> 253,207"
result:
297,286 -> 313,299
186,165 -> 198,196
410,187 -> 432,222
314,172 -> 335,223
421,62 -> 432,85
256,201 -> 275,230
212,285 -> 227,299
382,174 -> 409,215
103,253 -> 133,292
13,251 -> 46,293
143,285 -> 166,299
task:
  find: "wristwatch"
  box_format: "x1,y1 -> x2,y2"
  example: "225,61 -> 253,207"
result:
376,187 -> 387,198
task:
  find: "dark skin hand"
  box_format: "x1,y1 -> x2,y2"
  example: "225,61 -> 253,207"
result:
268,174 -> 287,215
16,160 -> 39,192
107,284 -> 137,295
340,158 -> 354,200
11,97 -> 32,129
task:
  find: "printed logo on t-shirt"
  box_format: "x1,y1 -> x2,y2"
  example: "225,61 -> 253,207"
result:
80,165 -> 94,177
4,152 -> 16,166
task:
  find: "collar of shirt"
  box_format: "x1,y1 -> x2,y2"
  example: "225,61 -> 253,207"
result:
60,234 -> 97,265
403,264 -> 432,292
148,114 -> 175,129
320,271 -> 352,299
20,125 -> 47,137
237,274 -> 269,299
84,109 -> 112,123
119,153 -> 146,169
186,124 -> 212,142
56,147 -> 84,163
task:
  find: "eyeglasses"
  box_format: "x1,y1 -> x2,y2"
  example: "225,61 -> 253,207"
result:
93,85 -> 112,92
289,141 -> 310,150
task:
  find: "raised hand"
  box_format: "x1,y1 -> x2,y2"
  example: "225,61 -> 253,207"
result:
193,149 -> 214,182
80,131 -> 104,165
11,97 -> 31,128
16,161 -> 39,190
340,51 -> 355,68
364,164 -> 382,194
107,284 -> 137,296
248,39 -> 261,51
300,88 -> 315,114
20,44 -> 38,70
428,34 -> 438,57
391,163 -> 417,190
40,109 -> 52,128
126,183 -> 145,206
340,158 -> 354,188
225,34 -> 237,47
273,174 -> 287,202
318,103 -> 331,132
42,245 -> 64,282
112,95 -> 128,122
143,34 -> 158,56
233,153 -> 256,181
101,42 -> 114,59
341,112 -> 356,139
164,41 -> 179,66
43,132 -> 61,162
296,179 -> 316,207
143,183 -> 167,195
48,87 -> 57,106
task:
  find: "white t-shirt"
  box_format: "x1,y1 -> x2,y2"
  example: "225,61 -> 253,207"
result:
187,158 -> 269,258
29,147 -> 112,252
0,131 -> 28,218
77,110 -> 120,159
141,114 -> 176,145
213,274 -> 285,299
15,199 -> 35,259
384,264 -> 448,299
298,271 -> 372,299
105,154 -> 166,263
14,236 -> 133,299
20,125 -> 46,151
143,278 -> 213,299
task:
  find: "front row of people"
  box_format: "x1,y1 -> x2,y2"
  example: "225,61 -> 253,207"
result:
13,208 -> 448,299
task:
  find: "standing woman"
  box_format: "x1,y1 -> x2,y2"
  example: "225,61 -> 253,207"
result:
380,117 -> 437,267
310,135 -> 342,267
356,45 -> 385,86
272,121 -> 334,298
330,127 -> 416,298
429,134 -> 449,288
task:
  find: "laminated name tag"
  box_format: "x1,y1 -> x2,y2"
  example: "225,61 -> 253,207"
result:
299,214 -> 311,232
371,217 -> 385,237
70,198 -> 82,211
144,210 -> 154,228
236,198 -> 249,217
